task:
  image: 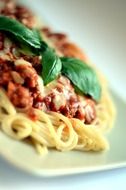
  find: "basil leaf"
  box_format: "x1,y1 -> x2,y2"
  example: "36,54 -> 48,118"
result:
19,38 -> 47,56
61,57 -> 101,101
0,16 -> 41,50
32,29 -> 48,52
32,29 -> 42,42
42,48 -> 62,85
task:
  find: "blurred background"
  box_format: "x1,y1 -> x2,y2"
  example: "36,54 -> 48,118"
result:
19,0 -> 126,101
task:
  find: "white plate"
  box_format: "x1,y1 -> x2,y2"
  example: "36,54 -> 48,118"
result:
0,0 -> 126,177
0,90 -> 126,177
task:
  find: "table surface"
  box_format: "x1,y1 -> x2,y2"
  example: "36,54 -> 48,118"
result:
0,0 -> 126,189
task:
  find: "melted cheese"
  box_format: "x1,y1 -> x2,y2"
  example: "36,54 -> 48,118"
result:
52,91 -> 66,110
37,76 -> 44,96
14,59 -> 31,66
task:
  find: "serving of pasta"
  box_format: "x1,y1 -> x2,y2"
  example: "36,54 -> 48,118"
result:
0,0 -> 116,155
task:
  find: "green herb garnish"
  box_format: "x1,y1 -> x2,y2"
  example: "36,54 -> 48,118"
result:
42,48 -> 62,85
0,16 -> 101,101
61,57 -> 101,101
0,16 -> 41,50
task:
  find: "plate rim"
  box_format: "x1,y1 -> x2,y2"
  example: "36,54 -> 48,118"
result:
0,144 -> 126,177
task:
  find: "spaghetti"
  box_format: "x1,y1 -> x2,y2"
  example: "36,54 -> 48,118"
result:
0,0 -> 116,155
0,87 -> 115,154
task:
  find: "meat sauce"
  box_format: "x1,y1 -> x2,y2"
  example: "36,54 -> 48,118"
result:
41,27 -> 87,61
0,0 -> 36,28
0,0 -> 96,124
42,77 -> 96,124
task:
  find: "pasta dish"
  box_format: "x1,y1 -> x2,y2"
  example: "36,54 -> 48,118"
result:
0,0 -> 116,154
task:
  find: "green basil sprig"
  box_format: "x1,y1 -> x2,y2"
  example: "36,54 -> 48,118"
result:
0,16 -> 41,50
0,16 -> 60,84
42,48 -> 62,85
61,57 -> 101,101
0,16 -> 101,101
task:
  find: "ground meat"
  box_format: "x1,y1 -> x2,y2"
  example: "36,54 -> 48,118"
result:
0,32 -> 4,50
0,58 -> 14,71
0,59 -> 14,86
7,81 -> 33,108
15,5 -> 36,28
0,72 -> 12,86
0,0 -> 16,19
16,64 -> 38,88
21,55 -> 42,74
48,33 -> 67,47
43,89 -> 96,123
58,42 -> 86,60
0,57 -> 43,112
42,76 -> 96,123
41,27 -> 87,61
0,0 -> 36,28
15,63 -> 43,109
33,94 -> 43,109
41,27 -> 51,36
